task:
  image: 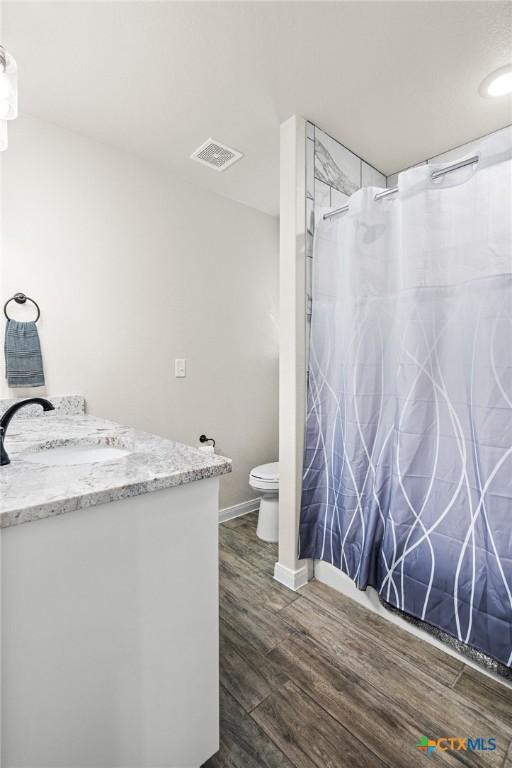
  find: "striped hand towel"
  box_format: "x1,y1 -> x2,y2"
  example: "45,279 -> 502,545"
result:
4,320 -> 45,387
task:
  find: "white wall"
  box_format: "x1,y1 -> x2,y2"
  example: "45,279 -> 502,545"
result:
274,115 -> 312,591
1,116 -> 279,508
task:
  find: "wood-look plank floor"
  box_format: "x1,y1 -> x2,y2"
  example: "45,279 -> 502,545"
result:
203,512 -> 512,768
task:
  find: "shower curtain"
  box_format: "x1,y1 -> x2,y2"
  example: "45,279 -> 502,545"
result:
299,128 -> 512,667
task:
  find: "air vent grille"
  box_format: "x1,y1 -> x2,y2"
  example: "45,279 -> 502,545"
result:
190,138 -> 243,172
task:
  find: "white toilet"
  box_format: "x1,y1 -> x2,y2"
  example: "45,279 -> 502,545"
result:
249,462 -> 279,542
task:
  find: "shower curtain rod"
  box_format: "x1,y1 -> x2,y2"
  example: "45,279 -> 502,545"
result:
322,154 -> 480,220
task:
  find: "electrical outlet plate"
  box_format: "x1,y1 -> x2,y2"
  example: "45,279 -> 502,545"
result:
175,359 -> 186,378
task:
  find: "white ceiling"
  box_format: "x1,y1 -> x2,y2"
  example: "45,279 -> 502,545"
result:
4,1 -> 512,216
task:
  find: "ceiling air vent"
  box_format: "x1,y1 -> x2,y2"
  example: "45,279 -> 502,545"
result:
190,138 -> 243,172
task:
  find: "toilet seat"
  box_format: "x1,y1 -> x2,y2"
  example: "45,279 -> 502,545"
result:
250,462 -> 279,482
249,476 -> 278,492
249,462 -> 279,491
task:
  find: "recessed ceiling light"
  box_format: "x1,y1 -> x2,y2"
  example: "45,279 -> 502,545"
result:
480,64 -> 512,98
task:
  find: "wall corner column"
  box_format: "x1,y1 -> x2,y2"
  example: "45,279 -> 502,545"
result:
274,115 -> 312,591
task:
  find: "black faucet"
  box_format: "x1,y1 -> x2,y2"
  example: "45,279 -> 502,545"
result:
0,397 -> 55,466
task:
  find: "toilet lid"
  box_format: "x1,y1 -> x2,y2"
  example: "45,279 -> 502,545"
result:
250,462 -> 279,482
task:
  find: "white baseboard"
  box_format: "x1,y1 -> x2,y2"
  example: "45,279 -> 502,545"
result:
218,497 -> 261,524
273,560 -> 313,591
314,560 -> 512,690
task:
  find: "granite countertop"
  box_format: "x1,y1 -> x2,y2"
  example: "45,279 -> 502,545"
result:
0,398 -> 231,528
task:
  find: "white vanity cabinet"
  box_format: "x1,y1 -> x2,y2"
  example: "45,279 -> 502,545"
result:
2,477 -> 220,768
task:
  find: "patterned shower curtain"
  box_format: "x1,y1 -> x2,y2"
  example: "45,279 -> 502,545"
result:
299,128 -> 512,667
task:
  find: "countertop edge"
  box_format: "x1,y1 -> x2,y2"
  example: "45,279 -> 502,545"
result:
1,409 -> 233,529
1,459 -> 232,529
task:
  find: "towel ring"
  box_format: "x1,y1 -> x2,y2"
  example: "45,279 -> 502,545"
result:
3,292 -> 41,322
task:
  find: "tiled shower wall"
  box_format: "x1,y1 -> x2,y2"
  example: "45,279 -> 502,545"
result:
305,121 -> 386,363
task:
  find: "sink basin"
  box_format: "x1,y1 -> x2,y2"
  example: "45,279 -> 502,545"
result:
22,444 -> 131,466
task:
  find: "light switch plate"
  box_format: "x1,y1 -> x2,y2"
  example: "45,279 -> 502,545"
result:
175,359 -> 186,378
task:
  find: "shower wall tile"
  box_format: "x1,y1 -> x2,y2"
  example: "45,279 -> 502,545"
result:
331,188 -> 349,210
306,138 -> 315,200
306,268 -> 312,318
306,252 -> 313,366
314,178 -> 331,209
386,172 -> 399,189
315,128 -> 361,196
362,162 -> 386,189
305,314 -> 311,377
306,121 -> 315,140
306,197 -> 314,259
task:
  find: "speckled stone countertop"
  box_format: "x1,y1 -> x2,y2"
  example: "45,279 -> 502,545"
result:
0,403 -> 231,528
